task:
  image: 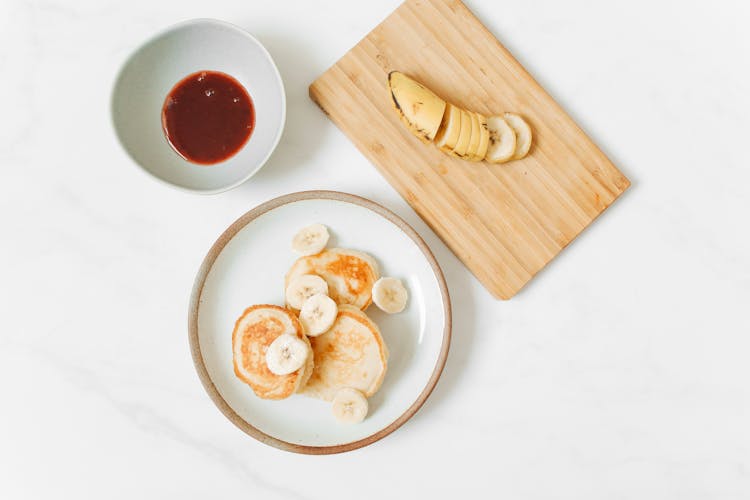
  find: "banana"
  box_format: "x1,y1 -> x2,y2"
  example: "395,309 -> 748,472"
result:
291,223 -> 329,256
372,277 -> 408,314
441,108 -> 468,157
485,115 -> 516,163
435,103 -> 461,153
388,71 -> 446,143
265,333 -> 309,376
386,71 -> 532,164
331,387 -> 369,424
466,111 -> 481,160
285,274 -> 329,310
299,293 -> 338,337
503,112 -> 532,159
452,109 -> 473,157
475,113 -> 490,161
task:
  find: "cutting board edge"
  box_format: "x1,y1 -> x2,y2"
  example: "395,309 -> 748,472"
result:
498,179 -> 631,299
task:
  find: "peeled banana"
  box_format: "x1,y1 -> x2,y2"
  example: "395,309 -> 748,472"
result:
372,277 -> 408,314
285,274 -> 329,310
485,115 -> 516,164
503,112 -> 532,160
265,333 -> 309,376
299,293 -> 338,336
435,103 -> 461,152
331,387 -> 369,424
474,114 -> 490,161
291,223 -> 329,256
387,71 -> 532,163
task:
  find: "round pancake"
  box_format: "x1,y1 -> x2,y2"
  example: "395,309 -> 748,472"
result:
285,248 -> 379,311
302,305 -> 388,401
232,304 -> 312,400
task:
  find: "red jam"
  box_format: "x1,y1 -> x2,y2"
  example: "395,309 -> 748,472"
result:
162,70 -> 255,165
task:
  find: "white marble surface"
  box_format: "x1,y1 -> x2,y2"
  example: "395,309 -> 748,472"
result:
1,0 -> 749,497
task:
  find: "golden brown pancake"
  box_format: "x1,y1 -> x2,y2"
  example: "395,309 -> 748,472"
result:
285,248 -> 379,311
302,305 -> 388,401
232,304 -> 312,400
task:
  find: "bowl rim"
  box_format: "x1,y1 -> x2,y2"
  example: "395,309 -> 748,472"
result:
188,190 -> 452,454
110,18 -> 287,195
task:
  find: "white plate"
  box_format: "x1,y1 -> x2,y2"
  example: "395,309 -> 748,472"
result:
111,19 -> 285,194
189,192 -> 451,453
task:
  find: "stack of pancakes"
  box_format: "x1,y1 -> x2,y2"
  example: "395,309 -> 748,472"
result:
232,248 -> 388,401
232,304 -> 313,399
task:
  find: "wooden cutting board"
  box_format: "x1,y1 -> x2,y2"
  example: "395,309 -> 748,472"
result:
309,0 -> 630,299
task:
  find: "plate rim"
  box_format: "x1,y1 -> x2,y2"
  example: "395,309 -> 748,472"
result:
188,190 -> 452,454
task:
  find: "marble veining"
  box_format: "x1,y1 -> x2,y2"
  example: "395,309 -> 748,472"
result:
1,0 -> 749,498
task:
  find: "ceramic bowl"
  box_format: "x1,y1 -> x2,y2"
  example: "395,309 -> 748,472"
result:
111,19 -> 286,194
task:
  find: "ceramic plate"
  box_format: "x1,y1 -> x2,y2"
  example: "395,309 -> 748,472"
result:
189,191 -> 451,453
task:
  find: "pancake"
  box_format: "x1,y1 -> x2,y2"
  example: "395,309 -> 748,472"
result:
232,304 -> 313,400
285,248 -> 379,311
302,305 -> 388,401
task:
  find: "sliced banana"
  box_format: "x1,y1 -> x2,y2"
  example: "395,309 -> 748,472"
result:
299,293 -> 338,337
503,112 -> 532,159
474,113 -> 490,161
466,111 -> 481,160
452,109 -> 473,157
435,103 -> 461,152
331,387 -> 369,424
440,107 -> 467,156
485,115 -> 516,163
372,277 -> 408,314
265,333 -> 309,375
285,274 -> 329,310
291,223 -> 329,256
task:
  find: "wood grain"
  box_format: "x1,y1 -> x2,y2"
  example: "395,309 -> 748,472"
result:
309,0 -> 630,299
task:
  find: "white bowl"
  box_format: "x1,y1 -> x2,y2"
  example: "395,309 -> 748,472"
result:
111,19 -> 286,194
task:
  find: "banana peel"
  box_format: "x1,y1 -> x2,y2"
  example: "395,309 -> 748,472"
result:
388,71 -> 446,143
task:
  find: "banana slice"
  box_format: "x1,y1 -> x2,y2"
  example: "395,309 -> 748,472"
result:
299,293 -> 338,337
331,387 -> 369,424
485,115 -> 516,163
372,277 -> 408,314
452,109 -> 473,157
285,274 -> 329,310
441,107 -> 467,156
474,113 -> 490,161
265,333 -> 309,375
291,223 -> 329,256
503,112 -> 532,159
466,111 -> 481,160
388,71 -> 447,143
435,103 -> 461,152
